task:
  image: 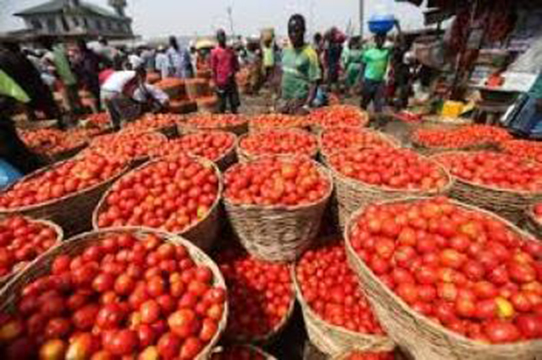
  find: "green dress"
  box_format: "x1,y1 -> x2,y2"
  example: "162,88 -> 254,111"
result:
344,49 -> 363,88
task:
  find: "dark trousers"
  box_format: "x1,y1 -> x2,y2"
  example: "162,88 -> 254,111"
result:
0,117 -> 44,174
216,80 -> 240,114
361,79 -> 385,113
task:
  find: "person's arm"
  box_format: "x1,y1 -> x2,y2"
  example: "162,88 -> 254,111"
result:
304,48 -> 322,109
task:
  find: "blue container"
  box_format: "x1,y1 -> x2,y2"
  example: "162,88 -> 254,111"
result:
0,159 -> 22,190
368,15 -> 395,35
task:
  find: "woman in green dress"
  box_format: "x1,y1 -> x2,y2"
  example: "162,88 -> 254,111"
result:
343,37 -> 363,95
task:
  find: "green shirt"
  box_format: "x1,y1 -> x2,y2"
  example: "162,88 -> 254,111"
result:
48,44 -> 77,86
263,46 -> 274,68
281,45 -> 322,100
528,73 -> 542,99
0,69 -> 30,103
362,47 -> 391,82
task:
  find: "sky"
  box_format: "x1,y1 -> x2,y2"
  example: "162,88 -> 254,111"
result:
0,0 -> 427,39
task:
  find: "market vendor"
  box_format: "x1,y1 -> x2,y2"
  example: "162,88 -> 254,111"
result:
100,67 -> 170,131
277,14 -> 322,115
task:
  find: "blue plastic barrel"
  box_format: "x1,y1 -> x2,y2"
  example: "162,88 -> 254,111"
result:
0,159 -> 22,190
368,14 -> 395,35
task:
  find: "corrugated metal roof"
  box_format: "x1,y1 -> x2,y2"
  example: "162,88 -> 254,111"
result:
14,0 -> 126,20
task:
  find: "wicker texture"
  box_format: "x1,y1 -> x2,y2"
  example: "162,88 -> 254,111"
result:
344,198 -> 542,360
0,160 -> 128,236
328,154 -> 453,231
0,227 -> 228,360
92,156 -> 223,253
157,124 -> 179,139
236,129 -> 319,164
224,158 -> 333,262
292,267 -> 393,356
523,207 -> 542,238
411,140 -> 497,156
431,152 -> 542,224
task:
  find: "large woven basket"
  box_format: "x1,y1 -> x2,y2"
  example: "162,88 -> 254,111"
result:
46,143 -> 88,164
0,227 -> 228,360
211,345 -> 277,359
92,156 -> 223,252
292,266 -> 394,357
236,128 -> 319,164
172,130 -> 238,171
431,152 -> 542,224
224,157 -> 333,262
344,198 -> 542,360
412,140 -> 497,156
0,217 -> 63,289
327,152 -> 453,231
0,160 -> 128,236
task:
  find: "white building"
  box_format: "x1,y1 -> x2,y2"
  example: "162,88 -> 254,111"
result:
14,0 -> 133,39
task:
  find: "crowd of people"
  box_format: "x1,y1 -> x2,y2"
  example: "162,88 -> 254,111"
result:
0,13 -> 426,178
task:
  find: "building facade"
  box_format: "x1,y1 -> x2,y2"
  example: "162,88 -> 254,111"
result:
14,0 -> 133,39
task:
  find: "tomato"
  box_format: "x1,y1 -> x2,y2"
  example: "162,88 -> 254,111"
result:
156,332 -> 181,358
179,337 -> 203,359
72,304 -> 100,330
105,329 -> 138,355
484,321 -> 521,343
168,309 -> 199,338
39,339 -> 67,360
96,303 -> 126,330
114,274 -> 136,296
140,300 -> 161,324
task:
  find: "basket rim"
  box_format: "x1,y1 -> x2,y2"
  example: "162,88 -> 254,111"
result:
92,154 -> 223,236
169,129 -> 238,163
291,260 -> 391,342
319,127 -> 400,158
0,157 -> 129,214
431,150 -> 542,197
210,344 -> 277,359
344,196 -> 542,351
0,227 -> 228,360
237,128 -> 319,162
222,155 -> 334,211
326,148 -> 454,195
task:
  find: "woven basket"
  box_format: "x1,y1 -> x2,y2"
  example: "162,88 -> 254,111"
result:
0,217 -> 63,289
292,267 -> 394,357
47,143 -> 88,164
431,152 -> 542,224
92,156 -> 223,253
344,198 -> 542,360
411,138 -> 497,156
211,345 -> 277,359
0,227 -> 228,360
157,124 -> 179,139
0,160 -> 128,236
328,152 -> 453,231
224,157 -> 333,262
236,128 -> 319,164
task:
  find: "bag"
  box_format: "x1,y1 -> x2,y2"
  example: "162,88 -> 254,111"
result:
0,159 -> 22,189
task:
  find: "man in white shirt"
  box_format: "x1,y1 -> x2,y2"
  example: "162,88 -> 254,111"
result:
154,46 -> 171,79
101,67 -> 169,130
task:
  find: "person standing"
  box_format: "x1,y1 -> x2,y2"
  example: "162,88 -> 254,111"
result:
278,14 -> 322,114
210,29 -> 241,114
261,34 -> 276,84
155,46 -> 171,79
73,40 -> 105,113
343,36 -> 364,95
324,28 -> 344,92
167,36 -> 194,79
42,39 -> 82,115
360,33 -> 392,113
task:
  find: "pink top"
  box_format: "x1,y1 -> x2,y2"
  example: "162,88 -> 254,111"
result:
210,46 -> 239,87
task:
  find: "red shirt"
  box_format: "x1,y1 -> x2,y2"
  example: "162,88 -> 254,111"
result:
210,46 -> 239,87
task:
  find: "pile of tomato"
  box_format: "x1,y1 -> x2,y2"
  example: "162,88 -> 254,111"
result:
19,129 -> 87,156
216,249 -> 293,340
321,128 -> 395,156
153,131 -> 235,162
0,216 -> 59,278
413,125 -> 512,149
297,241 -> 385,335
187,115 -> 247,130
434,152 -> 542,192
328,148 -> 449,191
211,345 -> 267,360
500,140 -> 542,164
224,157 -> 330,207
0,232 -> 226,359
239,129 -> 317,158
310,105 -> 368,129
125,114 -> 183,133
88,131 -> 168,161
96,155 -> 220,233
84,113 -> 110,130
250,114 -> 307,131
349,196 -> 542,344
0,153 -> 125,209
